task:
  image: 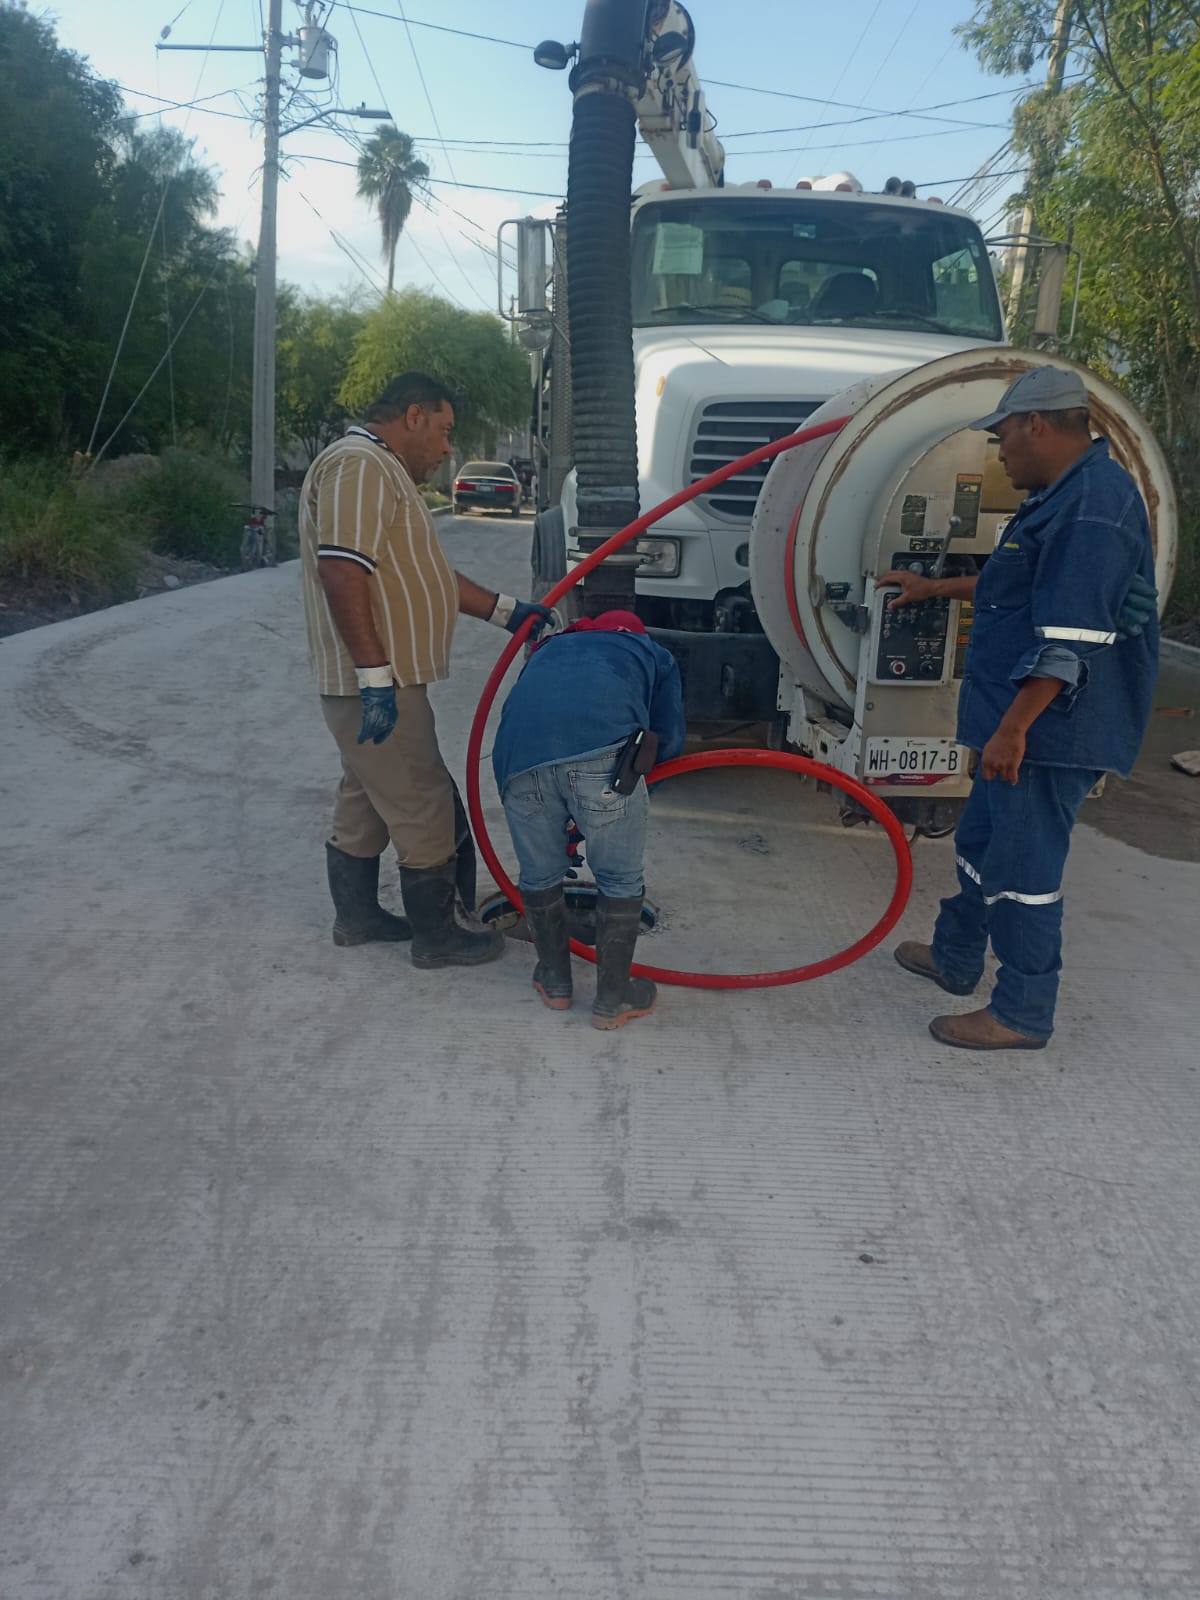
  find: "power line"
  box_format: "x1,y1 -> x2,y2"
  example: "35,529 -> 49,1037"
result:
782,0 -> 885,180
714,76 -> 1079,130
89,0 -> 230,453
901,38 -> 959,111
855,1 -> 923,112
284,152 -> 563,197
390,1 -> 493,308
394,1 -> 458,180
289,182 -> 389,292
727,124 -> 1009,160
326,5 -> 1065,133
118,83 -> 256,121
916,168 -> 1021,190
125,84 -> 252,119
91,204 -> 257,465
117,78 -> 1052,146
333,3 -> 532,51
342,0 -> 392,116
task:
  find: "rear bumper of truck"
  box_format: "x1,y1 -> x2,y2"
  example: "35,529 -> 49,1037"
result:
647,626 -> 780,724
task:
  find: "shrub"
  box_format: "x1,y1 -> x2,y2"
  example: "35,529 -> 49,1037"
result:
1165,500 -> 1199,627
121,449 -> 246,566
0,460 -> 137,602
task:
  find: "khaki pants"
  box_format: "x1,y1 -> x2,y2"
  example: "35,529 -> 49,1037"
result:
321,688 -> 456,869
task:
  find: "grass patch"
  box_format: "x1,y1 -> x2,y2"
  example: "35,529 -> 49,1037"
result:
120,449 -> 247,566
0,460 -> 137,604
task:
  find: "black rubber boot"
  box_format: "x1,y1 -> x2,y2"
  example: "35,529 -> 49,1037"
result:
522,884 -> 573,1010
400,859 -> 504,969
326,842 -> 411,946
591,891 -> 656,1030
451,783 -> 477,913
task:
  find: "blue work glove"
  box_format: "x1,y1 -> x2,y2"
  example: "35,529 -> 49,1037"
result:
504,598 -> 556,639
355,674 -> 398,745
488,592 -> 556,640
1115,571 -> 1157,639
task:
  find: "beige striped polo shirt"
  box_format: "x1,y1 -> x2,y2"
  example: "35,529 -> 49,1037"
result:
299,427 -> 458,695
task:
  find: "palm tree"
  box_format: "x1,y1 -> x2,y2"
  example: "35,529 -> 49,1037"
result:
355,127 -> 430,293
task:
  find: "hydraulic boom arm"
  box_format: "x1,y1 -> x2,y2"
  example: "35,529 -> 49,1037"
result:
633,2 -> 724,189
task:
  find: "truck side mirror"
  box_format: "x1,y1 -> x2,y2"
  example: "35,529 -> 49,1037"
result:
1033,242 -> 1070,342
497,218 -> 551,322
517,220 -> 549,318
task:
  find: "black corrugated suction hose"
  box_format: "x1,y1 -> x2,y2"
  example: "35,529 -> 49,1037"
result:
565,89 -> 640,542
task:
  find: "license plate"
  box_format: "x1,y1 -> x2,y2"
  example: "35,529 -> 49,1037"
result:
863,737 -> 963,780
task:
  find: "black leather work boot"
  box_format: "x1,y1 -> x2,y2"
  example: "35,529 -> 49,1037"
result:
522,884 -> 573,1010
399,859 -> 504,969
591,892 -> 656,1030
326,842 -> 411,946
451,783 -> 478,913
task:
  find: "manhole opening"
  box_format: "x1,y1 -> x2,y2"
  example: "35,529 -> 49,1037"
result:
480,885 -> 658,945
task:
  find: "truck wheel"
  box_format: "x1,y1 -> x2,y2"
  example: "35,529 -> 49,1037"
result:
530,505 -> 567,605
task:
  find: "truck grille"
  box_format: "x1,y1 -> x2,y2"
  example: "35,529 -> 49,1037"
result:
688,400 -> 822,520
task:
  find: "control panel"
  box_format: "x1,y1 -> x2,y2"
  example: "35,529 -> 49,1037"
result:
869,552 -> 954,686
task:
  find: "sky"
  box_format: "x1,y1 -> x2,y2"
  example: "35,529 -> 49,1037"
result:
45,0 -> 1033,312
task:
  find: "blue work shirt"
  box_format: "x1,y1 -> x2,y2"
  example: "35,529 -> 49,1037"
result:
492,629 -> 687,794
957,439 -> 1158,777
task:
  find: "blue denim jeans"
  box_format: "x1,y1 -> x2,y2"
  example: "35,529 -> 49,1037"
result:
932,763 -> 1102,1039
501,744 -> 648,899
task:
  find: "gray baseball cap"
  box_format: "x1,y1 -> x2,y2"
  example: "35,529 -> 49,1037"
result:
968,365 -> 1089,431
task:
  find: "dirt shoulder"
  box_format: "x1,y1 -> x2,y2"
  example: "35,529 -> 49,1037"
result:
0,550 -> 230,640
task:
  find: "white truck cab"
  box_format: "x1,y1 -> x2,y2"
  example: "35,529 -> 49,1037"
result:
556,180 -> 1006,728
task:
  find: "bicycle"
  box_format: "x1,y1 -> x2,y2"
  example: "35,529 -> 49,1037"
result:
232,503 -> 277,569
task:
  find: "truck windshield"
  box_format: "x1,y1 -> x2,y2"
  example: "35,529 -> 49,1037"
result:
631,198 -> 1003,341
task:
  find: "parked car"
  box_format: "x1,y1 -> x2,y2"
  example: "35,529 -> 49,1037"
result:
452,461 -> 522,517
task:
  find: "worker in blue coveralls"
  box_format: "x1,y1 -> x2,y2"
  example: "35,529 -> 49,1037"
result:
879,365 -> 1159,1051
492,610 -> 686,1030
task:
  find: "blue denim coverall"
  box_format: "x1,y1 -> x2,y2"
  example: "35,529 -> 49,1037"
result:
933,440 -> 1159,1037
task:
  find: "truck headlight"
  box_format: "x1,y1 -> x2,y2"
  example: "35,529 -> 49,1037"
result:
636,537 -> 681,578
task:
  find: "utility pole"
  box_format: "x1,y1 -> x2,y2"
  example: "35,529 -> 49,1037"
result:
251,0 -> 283,515
159,10 -> 385,520
1007,0 -> 1074,325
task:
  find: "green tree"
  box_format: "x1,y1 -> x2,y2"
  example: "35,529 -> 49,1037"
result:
0,5 -> 259,459
355,126 -> 430,293
339,289 -> 530,457
960,0 -> 1200,613
77,124 -> 253,457
277,293 -> 366,462
0,2 -> 122,447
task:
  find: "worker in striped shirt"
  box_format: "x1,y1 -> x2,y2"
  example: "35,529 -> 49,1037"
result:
300,371 -> 552,970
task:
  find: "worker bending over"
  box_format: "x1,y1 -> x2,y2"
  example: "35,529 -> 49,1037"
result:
299,371 -> 552,969
879,365 -> 1159,1051
492,612 -> 686,1028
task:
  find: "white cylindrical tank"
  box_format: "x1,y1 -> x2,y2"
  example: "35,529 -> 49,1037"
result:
750,347 -> 1177,716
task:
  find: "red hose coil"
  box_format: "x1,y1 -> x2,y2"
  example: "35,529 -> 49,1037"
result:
465,415 -> 915,989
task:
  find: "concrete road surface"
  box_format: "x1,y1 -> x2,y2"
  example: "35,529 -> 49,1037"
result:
3,510 -> 1200,1600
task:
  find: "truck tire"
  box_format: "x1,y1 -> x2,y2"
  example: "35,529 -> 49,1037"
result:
530,505 -> 567,606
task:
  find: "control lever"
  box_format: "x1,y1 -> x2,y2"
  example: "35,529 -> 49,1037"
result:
934,512 -> 979,582
930,515 -> 971,580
